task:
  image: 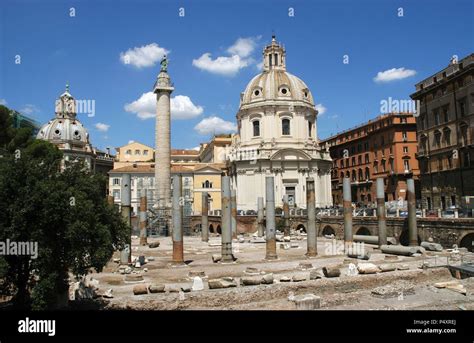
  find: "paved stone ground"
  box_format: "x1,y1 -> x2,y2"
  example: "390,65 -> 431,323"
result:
86,235 -> 474,310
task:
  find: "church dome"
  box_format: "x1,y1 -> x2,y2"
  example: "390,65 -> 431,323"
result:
37,85 -> 92,149
241,69 -> 315,107
239,36 -> 316,110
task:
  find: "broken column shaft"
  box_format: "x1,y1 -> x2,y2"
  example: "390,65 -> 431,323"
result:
221,176 -> 233,262
407,178 -> 418,246
306,178 -> 317,257
376,178 -> 387,247
172,175 -> 184,264
139,192 -> 148,246
120,173 -> 132,264
283,194 -> 290,237
265,176 -> 277,260
257,197 -> 264,237
231,189 -> 237,239
201,191 -> 209,242
343,177 -> 353,251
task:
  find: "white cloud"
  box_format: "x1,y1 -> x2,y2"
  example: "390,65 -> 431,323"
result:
374,67 -> 416,83
194,116 -> 237,135
227,37 -> 258,58
128,140 -> 135,144
171,95 -> 204,119
192,53 -> 250,76
95,123 -> 110,132
192,37 -> 260,76
124,92 -> 203,120
120,43 -> 169,68
0,99 -> 7,105
20,104 -> 39,115
315,104 -> 327,115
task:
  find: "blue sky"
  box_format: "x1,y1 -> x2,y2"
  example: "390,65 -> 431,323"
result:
1,0 -> 472,151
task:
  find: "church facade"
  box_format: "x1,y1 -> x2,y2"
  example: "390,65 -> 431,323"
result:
228,36 -> 332,210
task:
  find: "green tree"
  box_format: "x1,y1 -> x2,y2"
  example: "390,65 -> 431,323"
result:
0,106 -> 129,310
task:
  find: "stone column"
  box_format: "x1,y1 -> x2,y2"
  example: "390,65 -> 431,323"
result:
120,173 -> 131,264
343,177 -> 353,251
257,197 -> 264,237
306,178 -> 317,257
201,191 -> 209,242
153,61 -> 174,227
231,189 -> 237,238
265,176 -> 277,260
139,191 -> 148,246
221,176 -> 233,262
172,175 -> 184,264
407,179 -> 418,246
283,194 -> 290,237
376,178 -> 387,247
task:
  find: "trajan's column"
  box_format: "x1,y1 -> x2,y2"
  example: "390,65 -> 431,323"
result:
153,56 -> 174,214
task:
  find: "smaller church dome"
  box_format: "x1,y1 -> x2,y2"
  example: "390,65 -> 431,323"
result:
37,84 -> 92,149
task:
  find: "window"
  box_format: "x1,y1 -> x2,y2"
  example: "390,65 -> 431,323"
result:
434,109 -> 440,126
381,160 -> 386,172
253,120 -> 260,137
113,178 -> 120,185
365,154 -> 369,163
352,170 -> 356,181
458,98 -> 466,116
447,155 -> 453,169
126,149 -> 132,155
402,131 -> 408,141
282,119 -> 290,135
358,156 -> 362,165
443,128 -> 451,146
390,159 -> 394,171
143,150 -> 148,156
351,157 -> 356,166
443,106 -> 449,122
135,150 -> 140,155
404,160 -> 410,172
434,130 -> 442,147
403,146 -> 408,153
113,189 -> 120,200
202,180 -> 213,188
460,123 -> 468,145
365,167 -> 370,180
308,121 -> 312,137
400,117 -> 407,123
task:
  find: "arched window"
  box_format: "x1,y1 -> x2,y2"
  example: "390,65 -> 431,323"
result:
253,120 -> 260,137
282,118 -> 290,135
460,122 -> 468,146
434,130 -> 442,147
352,170 -> 356,181
358,168 -> 363,181
365,167 -> 370,180
203,180 -> 212,188
443,127 -> 451,146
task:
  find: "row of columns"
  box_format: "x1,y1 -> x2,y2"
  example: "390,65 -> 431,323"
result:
343,177 -> 418,248
116,173 -> 420,267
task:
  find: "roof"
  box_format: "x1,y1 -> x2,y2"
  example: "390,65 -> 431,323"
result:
171,149 -> 200,155
108,163 -> 223,174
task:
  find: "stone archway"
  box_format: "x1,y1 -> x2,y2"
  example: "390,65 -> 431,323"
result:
459,233 -> 474,252
209,224 -> 214,233
356,227 -> 371,236
296,223 -> 306,233
321,225 -> 335,237
216,225 -> 222,234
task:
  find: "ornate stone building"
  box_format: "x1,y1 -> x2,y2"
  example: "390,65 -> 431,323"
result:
228,36 -> 332,210
410,53 -> 473,212
36,85 -> 114,174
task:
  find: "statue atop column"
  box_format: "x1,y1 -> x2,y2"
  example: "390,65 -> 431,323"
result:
160,55 -> 168,72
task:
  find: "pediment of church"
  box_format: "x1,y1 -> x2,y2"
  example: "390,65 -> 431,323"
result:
270,148 -> 312,161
